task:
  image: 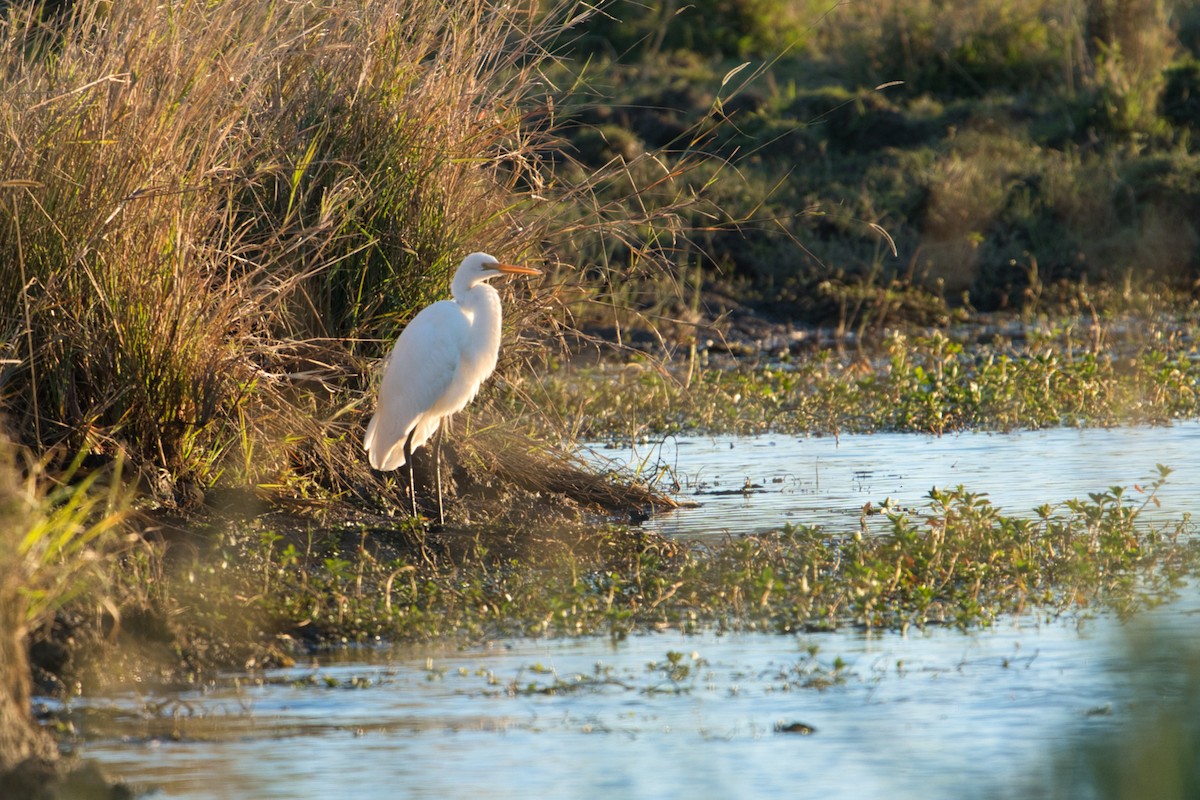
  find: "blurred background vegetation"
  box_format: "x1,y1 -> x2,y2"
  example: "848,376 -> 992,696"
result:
1018,624 -> 1200,800
550,0 -> 1200,323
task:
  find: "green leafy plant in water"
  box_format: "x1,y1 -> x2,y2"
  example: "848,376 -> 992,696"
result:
512,326 -> 1200,442
644,649 -> 703,693
77,463 -> 1198,688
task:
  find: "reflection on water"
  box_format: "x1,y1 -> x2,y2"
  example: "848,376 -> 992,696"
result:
73,602 -> 1200,800
586,422 -> 1200,538
70,424 -> 1200,799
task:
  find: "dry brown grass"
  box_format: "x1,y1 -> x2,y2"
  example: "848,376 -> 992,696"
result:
0,1 -> 571,499
0,0 -> 721,508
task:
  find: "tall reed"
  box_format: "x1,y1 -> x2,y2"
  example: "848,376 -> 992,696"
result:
0,0 -> 578,492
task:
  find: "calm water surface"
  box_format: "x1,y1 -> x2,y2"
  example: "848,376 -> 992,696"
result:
588,421 -> 1200,538
72,423 -> 1200,799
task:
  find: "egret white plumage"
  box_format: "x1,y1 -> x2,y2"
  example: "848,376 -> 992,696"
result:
363,252 -> 541,523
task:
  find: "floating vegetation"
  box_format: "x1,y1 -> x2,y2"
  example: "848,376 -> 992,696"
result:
512,329 -> 1200,442
71,466 -> 1196,687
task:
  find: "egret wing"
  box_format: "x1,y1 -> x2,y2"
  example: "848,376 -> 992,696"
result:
364,301 -> 469,470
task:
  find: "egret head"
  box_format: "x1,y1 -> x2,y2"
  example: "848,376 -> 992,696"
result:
453,252 -> 541,294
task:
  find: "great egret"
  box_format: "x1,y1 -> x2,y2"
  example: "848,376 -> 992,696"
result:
363,252 -> 542,523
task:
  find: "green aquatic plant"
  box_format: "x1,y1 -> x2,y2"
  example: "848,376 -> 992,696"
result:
68,466 -> 1196,688
508,327 -> 1200,441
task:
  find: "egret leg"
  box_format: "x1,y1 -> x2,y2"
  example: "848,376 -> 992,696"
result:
404,431 -> 417,519
434,425 -> 445,527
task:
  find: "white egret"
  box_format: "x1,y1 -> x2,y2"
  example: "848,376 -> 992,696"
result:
363,252 -> 541,523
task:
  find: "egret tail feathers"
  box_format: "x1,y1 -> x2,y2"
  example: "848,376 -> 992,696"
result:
364,412 -> 412,471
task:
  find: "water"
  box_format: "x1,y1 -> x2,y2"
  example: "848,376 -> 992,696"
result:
589,422 -> 1200,538
68,607 -> 1200,799
70,424 -> 1200,799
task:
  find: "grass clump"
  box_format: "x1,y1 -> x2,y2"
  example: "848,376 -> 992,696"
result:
0,0 -> 579,497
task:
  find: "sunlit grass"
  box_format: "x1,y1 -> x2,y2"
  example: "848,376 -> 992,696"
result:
549,0 -> 1200,322
0,434 -> 130,777
506,325 -> 1200,442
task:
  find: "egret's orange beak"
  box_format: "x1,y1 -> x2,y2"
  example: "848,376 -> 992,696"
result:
494,263 -> 542,276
